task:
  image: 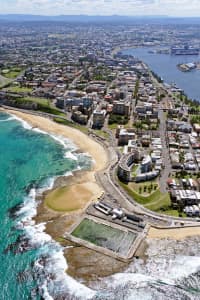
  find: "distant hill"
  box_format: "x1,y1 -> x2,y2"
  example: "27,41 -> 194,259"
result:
0,14 -> 167,22
0,14 -> 200,24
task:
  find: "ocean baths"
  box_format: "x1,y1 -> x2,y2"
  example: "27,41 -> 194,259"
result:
65,216 -> 146,261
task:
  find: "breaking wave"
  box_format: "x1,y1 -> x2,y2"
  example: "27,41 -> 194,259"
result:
16,181 -> 95,300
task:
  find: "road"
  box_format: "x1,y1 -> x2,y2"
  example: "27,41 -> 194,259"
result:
92,132 -> 199,227
158,108 -> 172,193
3,105 -> 200,227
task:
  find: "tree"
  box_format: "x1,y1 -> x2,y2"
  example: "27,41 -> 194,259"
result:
179,151 -> 185,164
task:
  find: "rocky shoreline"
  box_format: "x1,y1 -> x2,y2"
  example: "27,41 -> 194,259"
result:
34,172 -> 131,286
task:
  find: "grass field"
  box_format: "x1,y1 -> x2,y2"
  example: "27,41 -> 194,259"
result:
53,117 -> 89,134
12,96 -> 65,116
131,165 -> 139,177
156,209 -> 186,217
0,74 -> 11,88
128,181 -> 158,197
92,129 -> 109,139
2,68 -> 23,79
118,180 -> 178,216
22,96 -> 50,105
5,86 -> 33,93
108,123 -> 118,130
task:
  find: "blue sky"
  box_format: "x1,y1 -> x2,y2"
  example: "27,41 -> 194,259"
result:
1,0 -> 200,16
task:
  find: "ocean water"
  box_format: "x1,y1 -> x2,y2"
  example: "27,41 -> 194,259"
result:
122,47 -> 200,101
98,237 -> 200,300
1,111 -> 200,300
0,112 -> 94,300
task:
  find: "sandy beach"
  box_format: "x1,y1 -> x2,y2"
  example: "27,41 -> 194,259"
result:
1,108 -> 130,283
3,109 -> 108,213
148,226 -> 200,240
3,107 -> 200,286
5,110 -> 107,172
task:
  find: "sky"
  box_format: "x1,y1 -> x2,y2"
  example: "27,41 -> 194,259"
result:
1,0 -> 200,17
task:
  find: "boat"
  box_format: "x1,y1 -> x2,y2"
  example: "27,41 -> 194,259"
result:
171,45 -> 199,55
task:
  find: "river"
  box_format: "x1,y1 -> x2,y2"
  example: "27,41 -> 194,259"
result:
122,47 -> 200,101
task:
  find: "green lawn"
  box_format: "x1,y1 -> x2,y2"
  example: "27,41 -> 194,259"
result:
119,181 -> 162,204
5,86 -> 33,93
22,96 -> 50,105
11,96 -> 65,116
53,117 -> 89,134
131,165 -> 139,177
118,180 -> 179,216
129,180 -> 158,195
2,68 -> 23,79
92,129 -> 109,139
144,193 -> 171,211
156,209 -> 186,218
108,123 -> 118,130
0,75 -> 11,88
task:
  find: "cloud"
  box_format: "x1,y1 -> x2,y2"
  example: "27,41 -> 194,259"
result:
1,0 -> 200,16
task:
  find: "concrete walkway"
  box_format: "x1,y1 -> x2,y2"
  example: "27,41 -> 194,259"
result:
158,108 -> 171,193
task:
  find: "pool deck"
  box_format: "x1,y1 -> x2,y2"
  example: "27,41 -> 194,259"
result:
63,214 -> 149,262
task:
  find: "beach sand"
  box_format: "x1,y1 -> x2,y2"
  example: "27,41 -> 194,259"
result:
1,109 -> 129,283
5,108 -> 200,283
45,177 -> 102,212
4,109 -> 108,213
5,110 -> 107,172
148,226 -> 200,240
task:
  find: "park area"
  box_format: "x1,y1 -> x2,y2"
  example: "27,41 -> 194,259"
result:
119,180 -> 185,217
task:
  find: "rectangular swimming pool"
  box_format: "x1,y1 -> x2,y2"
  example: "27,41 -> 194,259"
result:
72,218 -> 137,256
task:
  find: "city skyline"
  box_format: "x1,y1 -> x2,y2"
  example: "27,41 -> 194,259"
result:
1,0 -> 200,17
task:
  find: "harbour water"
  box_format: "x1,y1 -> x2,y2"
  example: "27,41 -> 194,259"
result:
122,47 -> 200,101
1,111 -> 200,300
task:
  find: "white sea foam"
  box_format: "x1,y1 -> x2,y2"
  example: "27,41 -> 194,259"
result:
39,282 -> 54,300
63,170 -> 73,177
0,116 -> 15,122
8,112 -> 95,299
7,112 -> 93,172
65,151 -> 78,160
33,127 -> 77,152
16,179 -> 95,300
37,177 -> 56,195
39,248 -> 96,299
99,237 -> 200,300
110,273 -> 153,285
7,112 -> 77,151
10,113 -> 33,130
16,189 -> 200,300
109,256 -> 200,287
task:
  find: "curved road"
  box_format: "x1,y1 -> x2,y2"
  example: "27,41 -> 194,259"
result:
95,128 -> 200,228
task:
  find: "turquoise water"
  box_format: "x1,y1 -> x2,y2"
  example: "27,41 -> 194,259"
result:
0,112 -> 93,299
2,112 -> 200,300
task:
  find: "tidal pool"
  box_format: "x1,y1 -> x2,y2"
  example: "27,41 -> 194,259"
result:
72,218 -> 137,256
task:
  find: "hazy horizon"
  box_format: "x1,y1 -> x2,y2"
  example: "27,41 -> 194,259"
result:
1,0 -> 200,17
